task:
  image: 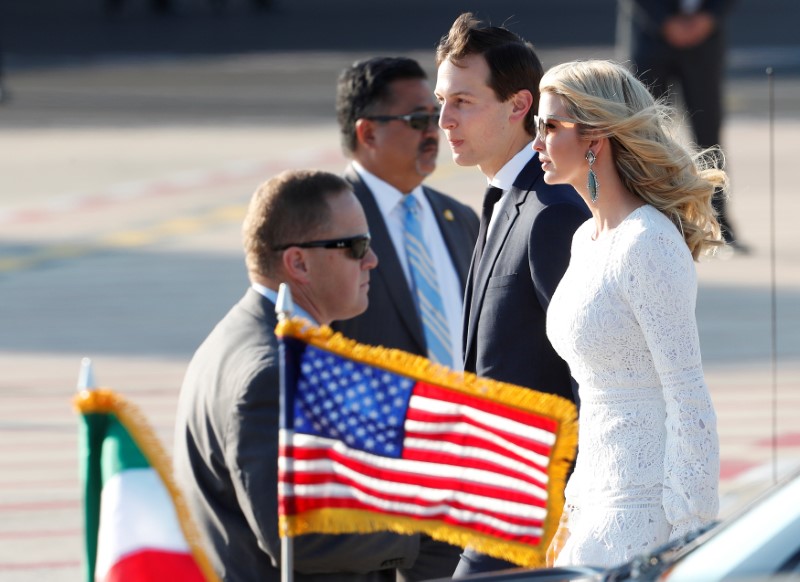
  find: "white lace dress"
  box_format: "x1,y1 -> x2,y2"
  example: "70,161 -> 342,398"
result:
548,205 -> 719,568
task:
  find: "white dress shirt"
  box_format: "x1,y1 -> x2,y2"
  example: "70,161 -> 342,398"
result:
252,283 -> 317,325
485,143 -> 537,239
353,162 -> 464,370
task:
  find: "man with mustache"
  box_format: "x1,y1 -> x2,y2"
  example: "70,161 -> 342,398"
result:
331,56 -> 479,581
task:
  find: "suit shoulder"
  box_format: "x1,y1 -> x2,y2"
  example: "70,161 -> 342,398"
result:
424,186 -> 479,222
533,181 -> 587,211
528,188 -> 590,242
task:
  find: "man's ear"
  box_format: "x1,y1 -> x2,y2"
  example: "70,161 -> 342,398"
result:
355,118 -> 376,149
509,89 -> 534,123
282,248 -> 310,283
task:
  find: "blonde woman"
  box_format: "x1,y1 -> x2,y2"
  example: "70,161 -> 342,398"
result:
533,60 -> 721,568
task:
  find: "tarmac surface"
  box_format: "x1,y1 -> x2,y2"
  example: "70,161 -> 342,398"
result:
2,1 -> 800,579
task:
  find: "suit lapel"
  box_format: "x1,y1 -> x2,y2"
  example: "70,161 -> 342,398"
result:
464,156 -> 543,363
345,166 -> 426,353
425,187 -> 469,286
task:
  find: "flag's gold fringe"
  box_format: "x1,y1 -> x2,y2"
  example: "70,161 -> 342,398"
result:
74,389 -> 221,582
281,509 -> 547,568
276,317 -> 579,562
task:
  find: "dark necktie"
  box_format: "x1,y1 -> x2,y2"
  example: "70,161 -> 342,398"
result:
474,186 -> 503,278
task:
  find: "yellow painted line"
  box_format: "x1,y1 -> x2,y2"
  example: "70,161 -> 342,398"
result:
211,205 -> 247,221
103,230 -> 159,248
157,217 -> 206,235
0,204 -> 248,274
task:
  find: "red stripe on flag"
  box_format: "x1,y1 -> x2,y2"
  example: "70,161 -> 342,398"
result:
413,382 -> 559,433
104,549 -> 206,582
406,416 -> 552,457
279,471 -> 545,526
285,496 -> 542,545
402,427 -> 551,472
404,413 -> 554,459
280,444 -> 547,505
401,446 -> 547,491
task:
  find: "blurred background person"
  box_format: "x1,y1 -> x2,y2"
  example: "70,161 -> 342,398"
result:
617,0 -> 747,253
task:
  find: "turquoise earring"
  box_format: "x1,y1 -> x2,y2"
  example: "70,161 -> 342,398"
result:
586,150 -> 599,203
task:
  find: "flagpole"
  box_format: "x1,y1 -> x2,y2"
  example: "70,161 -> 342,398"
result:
276,283 -> 295,582
77,357 -> 96,391
76,357 -> 99,582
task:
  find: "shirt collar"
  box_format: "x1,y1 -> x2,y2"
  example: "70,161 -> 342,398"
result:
489,142 -> 536,191
352,161 -> 425,216
251,283 -> 318,325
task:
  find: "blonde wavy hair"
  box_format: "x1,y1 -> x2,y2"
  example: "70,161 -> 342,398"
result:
540,59 -> 726,259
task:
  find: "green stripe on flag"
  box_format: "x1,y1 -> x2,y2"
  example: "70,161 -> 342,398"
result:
101,413 -> 150,478
80,411 -> 150,582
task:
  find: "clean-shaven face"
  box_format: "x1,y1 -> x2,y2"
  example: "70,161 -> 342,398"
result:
532,92 -> 587,191
435,54 -> 520,178
305,191 -> 378,324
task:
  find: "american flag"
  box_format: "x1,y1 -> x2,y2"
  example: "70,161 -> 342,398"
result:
276,320 -> 577,567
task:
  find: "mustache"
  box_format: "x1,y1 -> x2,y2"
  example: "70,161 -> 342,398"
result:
419,137 -> 438,152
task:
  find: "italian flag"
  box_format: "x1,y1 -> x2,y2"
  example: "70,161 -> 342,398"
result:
75,388 -> 218,582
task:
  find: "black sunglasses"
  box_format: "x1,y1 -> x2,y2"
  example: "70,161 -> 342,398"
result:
363,111 -> 440,131
273,234 -> 372,260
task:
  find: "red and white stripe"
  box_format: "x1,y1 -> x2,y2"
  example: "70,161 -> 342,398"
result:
95,468 -> 203,581
280,382 -> 559,544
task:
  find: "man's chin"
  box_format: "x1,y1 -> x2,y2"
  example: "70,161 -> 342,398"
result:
451,151 -> 476,168
417,151 -> 438,171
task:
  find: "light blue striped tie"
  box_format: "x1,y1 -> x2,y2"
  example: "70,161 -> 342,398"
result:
401,195 -> 452,367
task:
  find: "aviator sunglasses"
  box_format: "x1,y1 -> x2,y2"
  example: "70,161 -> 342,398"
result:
534,114 -> 580,140
363,110 -> 440,131
273,234 -> 372,260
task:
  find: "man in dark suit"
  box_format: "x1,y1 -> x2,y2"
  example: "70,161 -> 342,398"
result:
434,13 -> 591,576
330,56 -> 479,581
173,169 -> 422,581
332,56 -> 479,369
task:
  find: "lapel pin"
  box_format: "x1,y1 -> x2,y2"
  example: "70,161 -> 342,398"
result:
443,209 -> 455,221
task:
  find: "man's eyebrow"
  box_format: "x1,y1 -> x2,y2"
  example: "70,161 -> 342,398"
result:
434,89 -> 474,98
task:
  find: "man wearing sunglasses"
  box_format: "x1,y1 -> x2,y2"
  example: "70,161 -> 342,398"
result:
175,170 -> 428,581
435,14 -> 591,577
331,56 -> 479,582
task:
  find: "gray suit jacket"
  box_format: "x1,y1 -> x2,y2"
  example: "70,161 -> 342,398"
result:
173,288 -> 419,582
463,154 -> 590,404
333,165 -> 479,358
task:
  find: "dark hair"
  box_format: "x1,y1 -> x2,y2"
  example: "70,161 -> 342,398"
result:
242,169 -> 351,278
435,12 -> 543,136
336,56 -> 428,154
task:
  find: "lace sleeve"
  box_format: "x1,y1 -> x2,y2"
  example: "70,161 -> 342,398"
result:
620,227 -> 720,540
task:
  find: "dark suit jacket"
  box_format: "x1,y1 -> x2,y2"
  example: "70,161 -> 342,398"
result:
463,155 -> 590,404
173,288 -> 419,582
619,0 -> 735,149
622,0 -> 735,37
333,166 -> 479,358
